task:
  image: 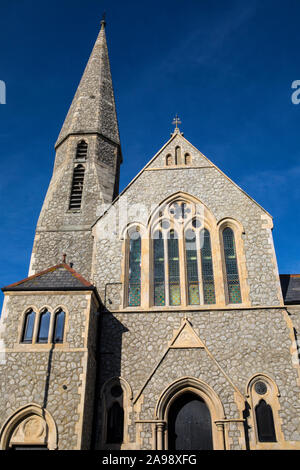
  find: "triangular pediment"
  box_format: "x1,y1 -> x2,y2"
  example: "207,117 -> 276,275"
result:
169,319 -> 205,349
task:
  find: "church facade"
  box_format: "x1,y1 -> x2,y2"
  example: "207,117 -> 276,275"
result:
0,20 -> 300,451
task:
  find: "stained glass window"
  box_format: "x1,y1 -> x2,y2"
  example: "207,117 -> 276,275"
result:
37,310 -> 51,344
168,230 -> 181,306
53,309 -> 65,343
201,229 -> 216,304
154,231 -> 165,306
223,228 -> 242,304
185,230 -> 200,305
255,400 -> 277,442
22,310 -> 35,343
128,231 -> 141,307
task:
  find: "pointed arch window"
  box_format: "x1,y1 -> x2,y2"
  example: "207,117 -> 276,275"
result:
106,402 -> 124,444
201,229 -> 216,304
255,399 -> 277,442
223,227 -> 241,304
185,229 -> 200,305
69,164 -> 85,210
75,140 -> 88,160
184,226 -> 216,305
52,309 -> 65,343
22,310 -> 35,343
168,230 -> 181,306
37,310 -> 51,344
128,229 -> 141,307
154,231 -> 165,306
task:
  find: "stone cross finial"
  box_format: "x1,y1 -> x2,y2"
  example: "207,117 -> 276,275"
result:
172,114 -> 182,129
172,114 -> 183,136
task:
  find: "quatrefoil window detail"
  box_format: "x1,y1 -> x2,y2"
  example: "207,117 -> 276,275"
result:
169,202 -> 191,221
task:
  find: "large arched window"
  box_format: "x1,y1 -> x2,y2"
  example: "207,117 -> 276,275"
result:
222,227 -> 241,304
52,309 -> 65,343
154,230 -> 165,306
37,310 -> 51,344
21,310 -> 36,344
69,164 -> 85,210
128,229 -> 141,307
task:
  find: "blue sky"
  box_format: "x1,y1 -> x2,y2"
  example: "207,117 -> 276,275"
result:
0,0 -> 300,306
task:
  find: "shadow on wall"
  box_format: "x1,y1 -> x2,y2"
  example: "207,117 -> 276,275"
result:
92,306 -> 128,450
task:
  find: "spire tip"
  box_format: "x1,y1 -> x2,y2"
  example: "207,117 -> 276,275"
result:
101,12 -> 106,28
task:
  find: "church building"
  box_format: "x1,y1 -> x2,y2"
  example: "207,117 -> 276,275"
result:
0,19 -> 300,450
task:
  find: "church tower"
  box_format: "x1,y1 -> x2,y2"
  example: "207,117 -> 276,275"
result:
29,18 -> 122,280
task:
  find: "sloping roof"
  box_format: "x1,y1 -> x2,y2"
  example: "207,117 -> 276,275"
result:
91,131 -> 272,229
2,263 -> 94,292
280,274 -> 300,305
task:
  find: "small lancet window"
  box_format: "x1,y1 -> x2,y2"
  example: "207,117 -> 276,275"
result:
185,229 -> 200,305
175,146 -> 181,165
166,154 -> 173,166
69,164 -> 85,210
184,153 -> 192,165
128,229 -> 141,307
52,309 -> 65,343
255,399 -> 277,442
75,140 -> 88,160
168,230 -> 181,306
154,231 -> 165,306
223,227 -> 242,304
106,402 -> 124,444
201,229 -> 216,304
22,310 -> 35,343
37,310 -> 51,344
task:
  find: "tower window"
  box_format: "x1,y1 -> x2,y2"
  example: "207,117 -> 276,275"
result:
75,140 -> 88,160
223,227 -> 241,304
52,309 -> 65,343
37,310 -> 51,344
22,310 -> 35,343
69,164 -> 85,210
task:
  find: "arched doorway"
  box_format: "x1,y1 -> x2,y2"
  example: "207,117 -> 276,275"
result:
168,392 -> 213,450
155,377 -> 226,450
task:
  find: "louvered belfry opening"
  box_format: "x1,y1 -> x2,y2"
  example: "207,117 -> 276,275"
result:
75,140 -> 88,160
69,164 -> 85,210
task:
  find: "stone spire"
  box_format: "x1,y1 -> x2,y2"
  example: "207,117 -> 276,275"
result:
55,18 -> 120,149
